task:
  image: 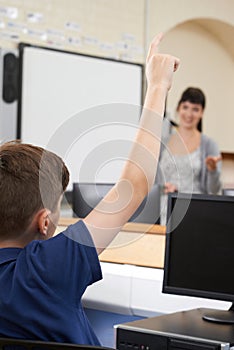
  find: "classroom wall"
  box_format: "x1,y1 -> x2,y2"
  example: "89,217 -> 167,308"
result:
147,0 -> 234,153
147,0 -> 234,36
0,0 -> 145,62
158,21 -> 234,152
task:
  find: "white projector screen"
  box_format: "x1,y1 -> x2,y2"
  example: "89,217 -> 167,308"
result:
18,44 -> 143,190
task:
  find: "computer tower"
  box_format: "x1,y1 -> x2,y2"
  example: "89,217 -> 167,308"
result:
116,309 -> 234,350
0,48 -> 18,142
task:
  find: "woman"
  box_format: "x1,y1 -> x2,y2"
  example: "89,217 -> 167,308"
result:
158,87 -> 222,224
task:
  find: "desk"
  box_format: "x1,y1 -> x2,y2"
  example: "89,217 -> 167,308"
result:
57,218 -> 231,317
58,218 -> 166,268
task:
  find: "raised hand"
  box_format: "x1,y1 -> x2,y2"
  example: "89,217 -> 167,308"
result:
145,33 -> 180,91
84,33 -> 180,254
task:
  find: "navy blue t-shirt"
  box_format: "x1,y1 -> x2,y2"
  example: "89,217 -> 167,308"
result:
0,220 -> 102,345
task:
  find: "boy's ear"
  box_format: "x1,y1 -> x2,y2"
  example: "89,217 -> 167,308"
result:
37,209 -> 52,236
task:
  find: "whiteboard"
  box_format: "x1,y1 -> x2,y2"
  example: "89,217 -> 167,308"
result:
18,45 -> 143,190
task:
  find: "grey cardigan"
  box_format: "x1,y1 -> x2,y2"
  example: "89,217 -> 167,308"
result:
156,133 -> 222,195
199,134 -> 222,194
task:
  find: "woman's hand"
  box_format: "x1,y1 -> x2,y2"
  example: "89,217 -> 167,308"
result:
164,182 -> 178,194
205,155 -> 222,172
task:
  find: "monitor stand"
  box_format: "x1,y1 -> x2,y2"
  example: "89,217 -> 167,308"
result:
202,303 -> 234,324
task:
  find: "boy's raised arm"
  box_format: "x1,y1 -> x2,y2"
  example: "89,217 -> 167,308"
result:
83,33 -> 180,254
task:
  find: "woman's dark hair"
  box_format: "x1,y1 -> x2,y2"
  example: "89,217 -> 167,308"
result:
177,87 -> 206,110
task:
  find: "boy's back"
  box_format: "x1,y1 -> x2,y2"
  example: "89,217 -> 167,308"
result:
0,221 -> 101,344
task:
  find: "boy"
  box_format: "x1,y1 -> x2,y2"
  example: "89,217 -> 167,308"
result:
0,34 -> 179,344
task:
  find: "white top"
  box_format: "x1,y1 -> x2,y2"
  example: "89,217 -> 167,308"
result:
159,146 -> 202,225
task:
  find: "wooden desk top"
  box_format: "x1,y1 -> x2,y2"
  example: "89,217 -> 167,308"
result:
58,218 -> 166,269
58,217 -> 166,235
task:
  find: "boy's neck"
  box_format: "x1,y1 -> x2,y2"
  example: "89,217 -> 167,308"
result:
0,230 -> 42,249
0,240 -> 26,248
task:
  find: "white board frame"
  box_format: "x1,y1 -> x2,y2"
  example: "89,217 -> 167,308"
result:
17,44 -> 143,190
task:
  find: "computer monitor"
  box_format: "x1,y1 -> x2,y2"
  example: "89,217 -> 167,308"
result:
72,182 -> 161,224
163,192 -> 234,324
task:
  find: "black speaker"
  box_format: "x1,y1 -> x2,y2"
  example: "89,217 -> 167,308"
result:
0,48 -> 18,141
2,52 -> 19,103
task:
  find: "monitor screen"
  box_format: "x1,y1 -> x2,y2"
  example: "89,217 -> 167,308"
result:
72,182 -> 161,224
163,192 -> 234,324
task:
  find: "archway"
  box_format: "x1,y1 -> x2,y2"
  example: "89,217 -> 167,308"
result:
159,19 -> 234,153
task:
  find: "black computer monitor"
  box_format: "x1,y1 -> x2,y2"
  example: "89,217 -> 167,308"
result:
163,192 -> 234,324
72,182 -> 161,224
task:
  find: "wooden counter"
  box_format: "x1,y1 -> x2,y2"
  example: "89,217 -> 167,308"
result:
58,218 -> 166,268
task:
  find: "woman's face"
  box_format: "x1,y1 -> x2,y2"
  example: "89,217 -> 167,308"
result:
177,101 -> 203,130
